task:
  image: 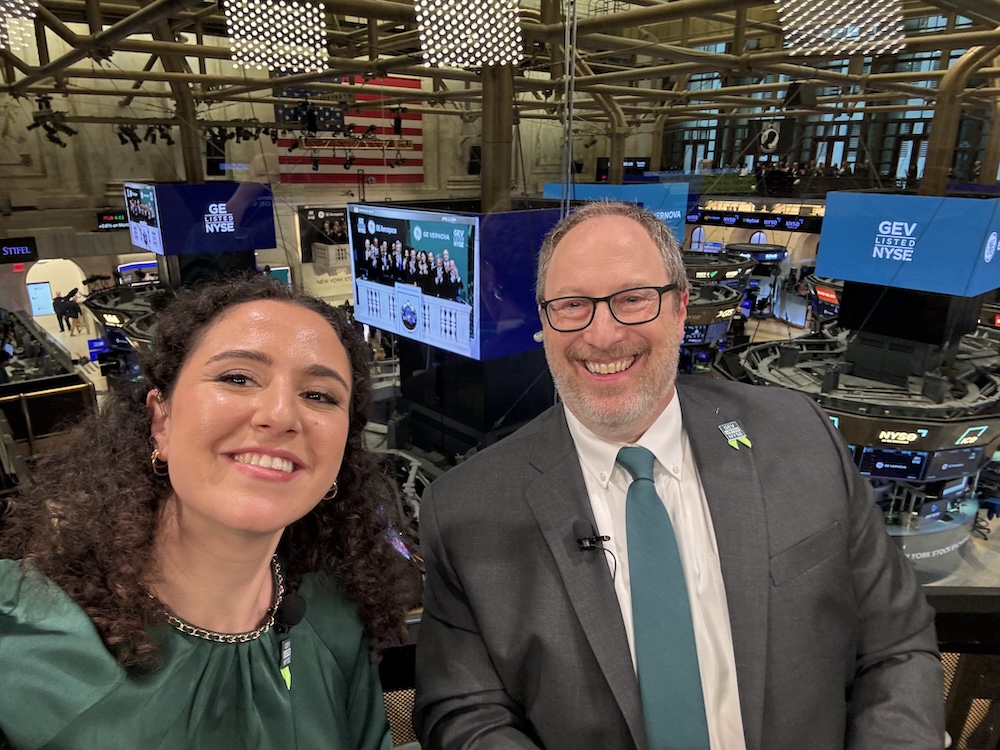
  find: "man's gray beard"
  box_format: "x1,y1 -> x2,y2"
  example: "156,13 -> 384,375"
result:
548,346 -> 680,443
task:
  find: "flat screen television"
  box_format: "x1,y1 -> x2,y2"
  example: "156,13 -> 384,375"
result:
857,447 -> 928,481
124,182 -> 276,256
348,203 -> 562,361
349,203 -> 480,358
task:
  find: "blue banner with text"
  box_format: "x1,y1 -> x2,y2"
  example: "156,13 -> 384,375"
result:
817,192 -> 1000,297
542,182 -> 689,242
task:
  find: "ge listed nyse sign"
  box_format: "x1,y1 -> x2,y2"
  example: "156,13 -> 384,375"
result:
204,203 -> 235,233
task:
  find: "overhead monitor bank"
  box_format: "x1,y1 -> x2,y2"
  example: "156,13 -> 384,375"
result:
348,203 -> 562,361
542,182 -> 689,242
818,192 -> 1000,297
124,182 -> 276,256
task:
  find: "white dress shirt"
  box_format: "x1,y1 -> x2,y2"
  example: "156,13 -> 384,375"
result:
564,393 -> 748,750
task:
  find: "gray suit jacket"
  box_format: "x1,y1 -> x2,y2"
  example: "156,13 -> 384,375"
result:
414,377 -> 944,750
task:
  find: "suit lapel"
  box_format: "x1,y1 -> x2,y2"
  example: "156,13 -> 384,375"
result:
524,409 -> 645,749
677,382 -> 769,750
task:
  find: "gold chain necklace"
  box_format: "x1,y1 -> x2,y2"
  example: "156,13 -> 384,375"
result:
158,555 -> 284,644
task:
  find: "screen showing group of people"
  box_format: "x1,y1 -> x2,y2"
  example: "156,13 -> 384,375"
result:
347,205 -> 475,307
357,237 -> 466,302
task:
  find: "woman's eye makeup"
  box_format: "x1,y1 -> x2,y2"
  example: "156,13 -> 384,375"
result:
216,371 -> 256,386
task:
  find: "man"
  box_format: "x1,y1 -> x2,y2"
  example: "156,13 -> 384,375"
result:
52,291 -> 67,333
414,201 -> 944,750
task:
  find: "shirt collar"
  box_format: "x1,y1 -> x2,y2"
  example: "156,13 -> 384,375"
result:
564,390 -> 684,487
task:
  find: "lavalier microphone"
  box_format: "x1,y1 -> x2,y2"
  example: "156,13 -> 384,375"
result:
532,330 -> 544,343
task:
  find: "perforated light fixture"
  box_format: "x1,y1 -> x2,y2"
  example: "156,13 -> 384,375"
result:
0,0 -> 37,54
224,0 -> 327,73
778,0 -> 904,56
414,0 -> 523,69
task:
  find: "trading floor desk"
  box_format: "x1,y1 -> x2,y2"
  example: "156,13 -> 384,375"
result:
924,516 -> 1000,750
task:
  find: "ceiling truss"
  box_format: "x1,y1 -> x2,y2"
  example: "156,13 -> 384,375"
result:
2,0 -> 999,137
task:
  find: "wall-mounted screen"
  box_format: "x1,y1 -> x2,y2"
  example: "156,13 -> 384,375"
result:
26,282 -> 54,317
96,211 -> 129,231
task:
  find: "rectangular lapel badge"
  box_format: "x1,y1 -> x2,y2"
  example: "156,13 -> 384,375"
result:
718,421 -> 752,450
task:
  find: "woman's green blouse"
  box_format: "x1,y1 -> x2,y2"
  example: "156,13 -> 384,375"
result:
0,559 -> 392,750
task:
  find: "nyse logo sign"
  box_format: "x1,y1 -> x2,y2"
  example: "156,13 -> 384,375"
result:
872,220 -> 917,262
204,203 -> 235,233
878,427 -> 928,445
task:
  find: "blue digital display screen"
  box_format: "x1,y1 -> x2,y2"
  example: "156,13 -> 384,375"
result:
125,182 -> 276,256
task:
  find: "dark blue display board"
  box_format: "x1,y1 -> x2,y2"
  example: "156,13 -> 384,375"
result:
124,182 -> 276,256
542,182 -> 689,242
817,192 -> 1000,297
348,203 -> 561,361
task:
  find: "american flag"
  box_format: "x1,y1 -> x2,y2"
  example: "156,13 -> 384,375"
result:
275,74 -> 424,185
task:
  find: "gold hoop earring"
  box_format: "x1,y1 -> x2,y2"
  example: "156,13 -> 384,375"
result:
150,448 -> 169,477
323,481 -> 339,501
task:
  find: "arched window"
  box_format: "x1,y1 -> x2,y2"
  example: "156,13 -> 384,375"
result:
750,231 -> 768,244
691,226 -> 706,251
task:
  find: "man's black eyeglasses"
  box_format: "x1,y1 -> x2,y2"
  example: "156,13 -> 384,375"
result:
540,284 -> 679,333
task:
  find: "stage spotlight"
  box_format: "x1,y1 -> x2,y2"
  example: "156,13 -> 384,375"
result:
122,125 -> 141,151
143,126 -> 157,144
583,135 -> 598,148
286,139 -> 300,153
345,123 -> 356,136
159,126 -> 175,145
362,124 -> 377,138
311,155 -> 320,171
55,121 -> 77,136
117,129 -> 129,146
45,130 -> 67,147
344,152 -> 356,170
390,150 -> 405,168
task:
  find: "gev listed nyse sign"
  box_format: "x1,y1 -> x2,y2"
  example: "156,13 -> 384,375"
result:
872,221 -> 916,262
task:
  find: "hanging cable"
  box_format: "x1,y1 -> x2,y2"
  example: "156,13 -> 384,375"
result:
560,0 -> 577,219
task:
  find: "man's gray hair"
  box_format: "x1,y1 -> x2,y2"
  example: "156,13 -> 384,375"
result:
535,201 -> 689,303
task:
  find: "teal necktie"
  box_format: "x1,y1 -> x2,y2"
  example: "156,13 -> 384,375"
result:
617,445 -> 710,750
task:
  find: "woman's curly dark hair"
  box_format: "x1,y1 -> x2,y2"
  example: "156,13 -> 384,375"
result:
0,274 -> 412,669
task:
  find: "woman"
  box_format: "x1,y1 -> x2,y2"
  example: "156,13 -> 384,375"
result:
0,275 -> 413,749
